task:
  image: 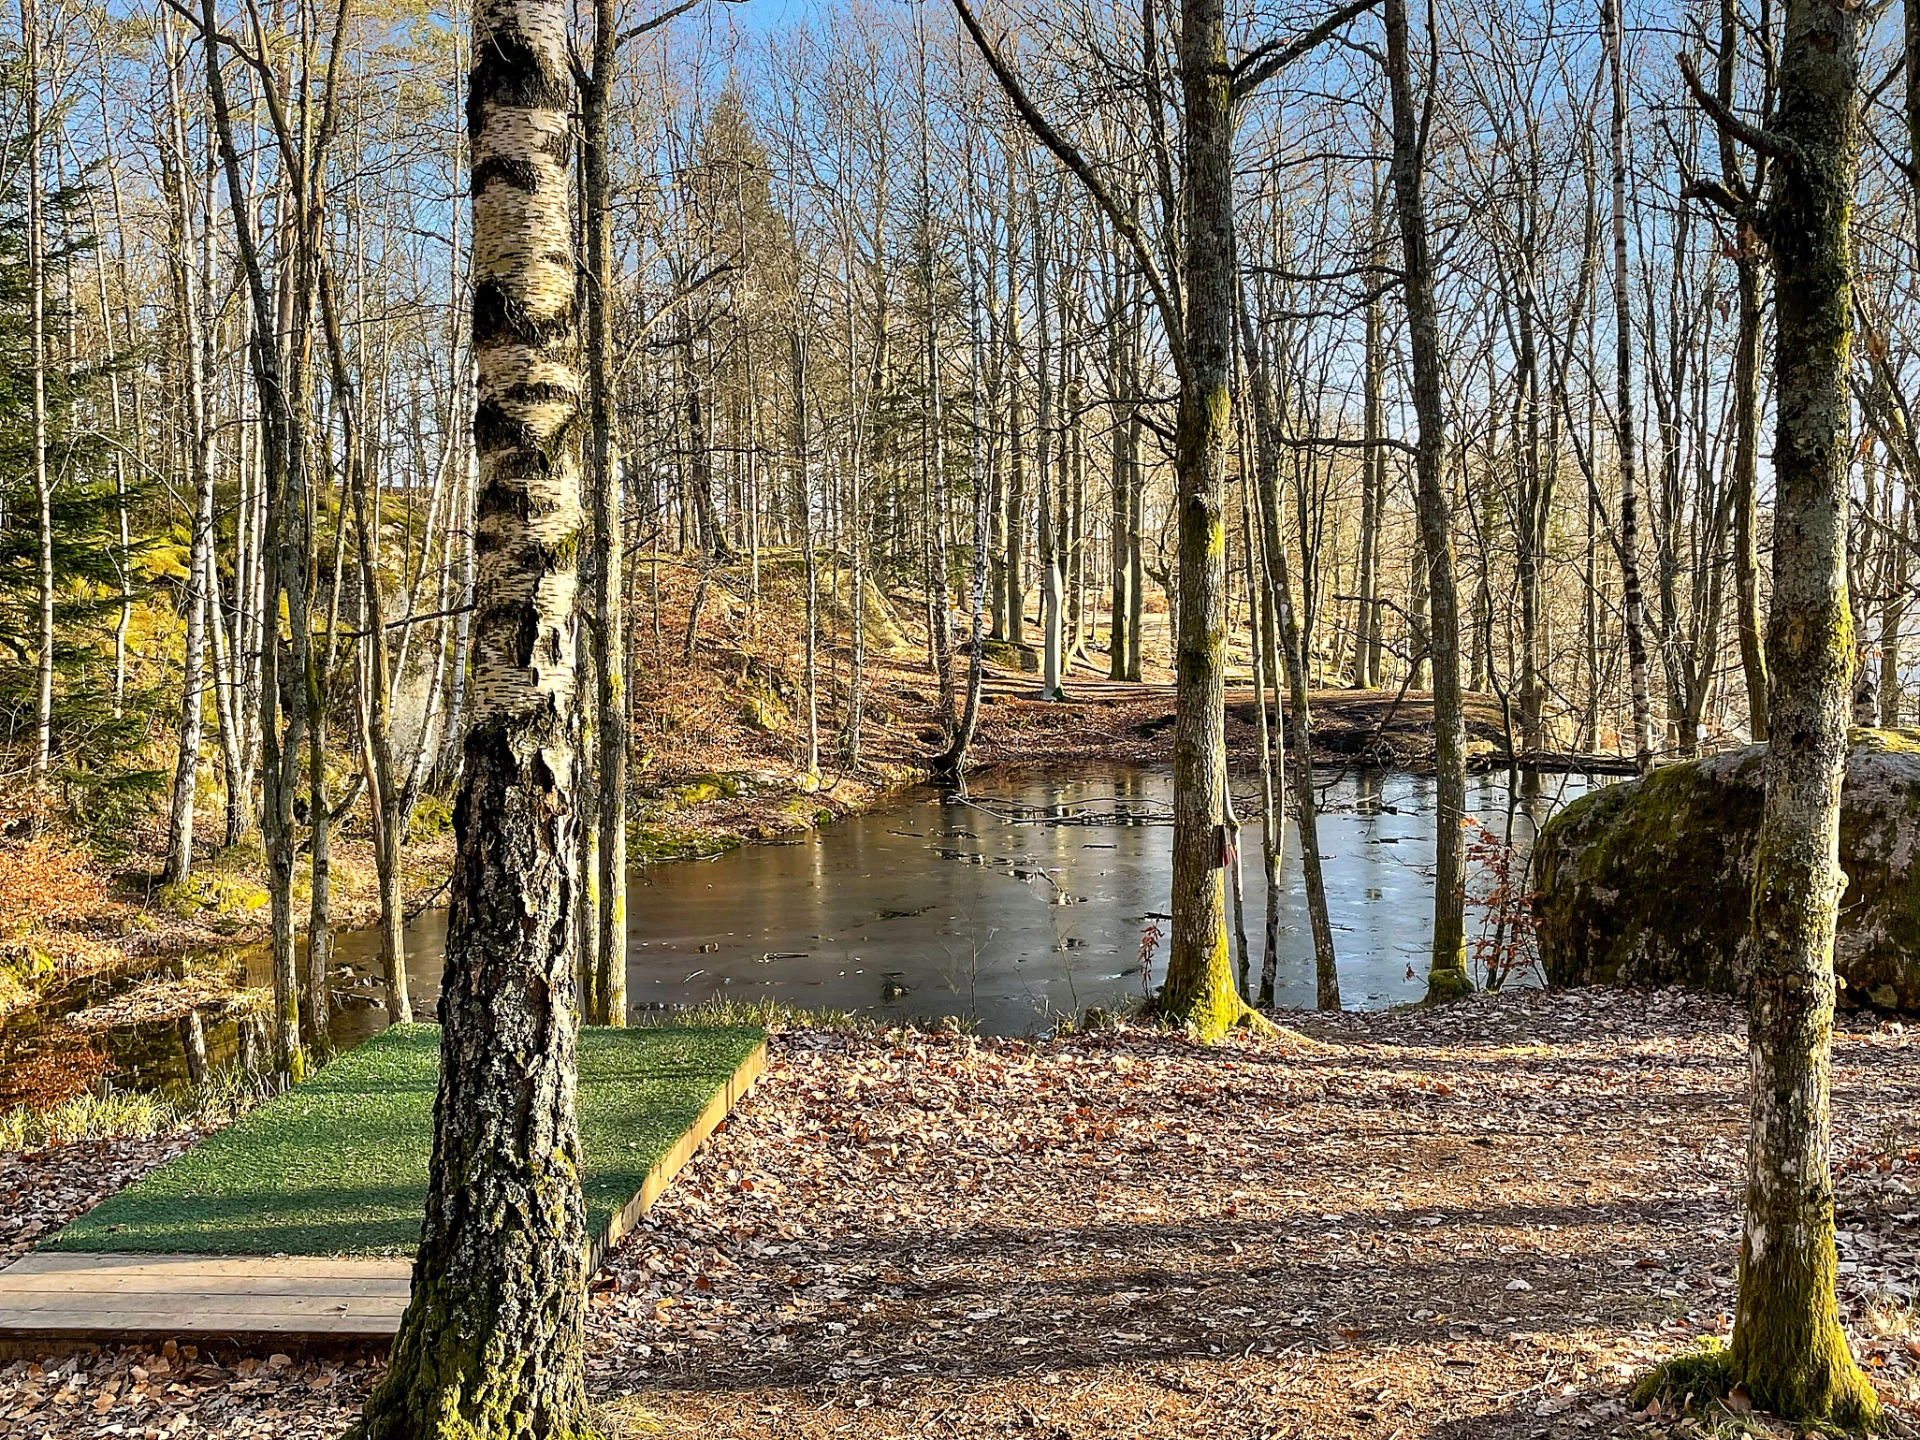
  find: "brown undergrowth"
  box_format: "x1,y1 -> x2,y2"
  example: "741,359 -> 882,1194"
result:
620,555 -> 1513,855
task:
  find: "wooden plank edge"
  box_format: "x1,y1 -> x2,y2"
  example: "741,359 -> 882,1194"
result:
587,1037 -> 767,1273
0,1036 -> 767,1356
2,1253 -> 412,1276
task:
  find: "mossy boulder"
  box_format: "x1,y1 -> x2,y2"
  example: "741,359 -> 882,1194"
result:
984,639 -> 1040,673
159,844 -> 271,927
1533,731 -> 1920,1011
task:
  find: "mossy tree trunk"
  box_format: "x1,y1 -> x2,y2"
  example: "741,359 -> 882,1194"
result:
1382,0 -> 1470,1001
1158,0 -> 1247,1040
352,0 -> 591,1429
1713,0 -> 1880,1421
952,0 -> 1368,1036
196,0 -> 315,1075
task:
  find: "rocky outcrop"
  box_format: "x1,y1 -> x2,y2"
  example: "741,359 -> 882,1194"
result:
1533,732 -> 1920,1011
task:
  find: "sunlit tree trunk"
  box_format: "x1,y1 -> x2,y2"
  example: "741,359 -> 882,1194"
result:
1384,0 -> 1469,1001
1157,0 -> 1248,1038
1604,0 -> 1656,774
320,265 -> 413,1027
943,141 -> 992,777
1353,270 -> 1383,690
1709,0 -> 1771,742
25,0 -> 53,788
163,99 -> 215,884
1034,192 -> 1064,700
1724,0 -> 1879,1422
788,261 -> 820,774
352,0 -> 591,1426
583,0 -> 626,1027
197,0 -> 308,1074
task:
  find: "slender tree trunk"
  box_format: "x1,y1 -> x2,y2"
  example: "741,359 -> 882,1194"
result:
163,140 -> 216,884
1384,0 -> 1470,1001
442,383 -> 478,783
1034,194 -> 1064,699
845,265 -> 867,770
1353,278 -> 1384,690
93,73 -> 136,723
353,0 -> 591,1428
1241,298 -> 1340,1011
1125,331 -> 1145,680
944,153 -> 993,777
917,39 -> 955,731
1004,196 -> 1026,651
1882,487 -> 1909,727
1242,469 -> 1282,1009
1731,261 -> 1769,737
198,0 -> 305,1074
320,265 -> 413,1027
1515,263 -> 1547,771
1722,0 -> 1879,1423
25,0 -> 53,789
1156,0 -> 1253,1039
1108,293 -> 1133,680
1605,0 -> 1656,773
584,9 -> 627,1027
789,280 -> 821,775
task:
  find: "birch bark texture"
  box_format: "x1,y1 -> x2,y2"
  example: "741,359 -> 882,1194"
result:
353,0 -> 590,1429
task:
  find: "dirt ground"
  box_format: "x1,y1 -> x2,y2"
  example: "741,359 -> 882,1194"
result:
4,986 -> 1916,1438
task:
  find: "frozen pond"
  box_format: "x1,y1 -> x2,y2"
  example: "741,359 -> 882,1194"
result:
316,764 -> 1598,1039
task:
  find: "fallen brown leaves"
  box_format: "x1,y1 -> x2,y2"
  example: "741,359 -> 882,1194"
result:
0,1136 -> 192,1266
2,987 -> 1914,1438
0,1343 -> 376,1438
590,987 -> 1917,1440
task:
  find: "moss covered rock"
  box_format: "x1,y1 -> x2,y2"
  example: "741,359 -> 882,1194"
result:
1533,731 -> 1920,1011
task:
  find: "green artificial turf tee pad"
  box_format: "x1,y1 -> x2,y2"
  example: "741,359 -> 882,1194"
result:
47,1024 -> 765,1257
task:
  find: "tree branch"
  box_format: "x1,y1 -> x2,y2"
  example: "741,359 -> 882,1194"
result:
615,0 -> 727,52
1278,432 -> 1419,457
1235,0 -> 1381,96
1678,51 -> 1803,166
1679,173 -> 1750,219
950,0 -> 1189,386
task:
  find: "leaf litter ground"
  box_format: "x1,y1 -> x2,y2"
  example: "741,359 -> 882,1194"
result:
3,986 -> 1916,1438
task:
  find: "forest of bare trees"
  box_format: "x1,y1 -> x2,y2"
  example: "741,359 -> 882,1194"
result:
16,0 -> 1920,1018
1,0 -> 1913,1429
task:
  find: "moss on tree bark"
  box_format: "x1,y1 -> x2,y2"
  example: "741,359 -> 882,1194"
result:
1155,0 -> 1260,1042
1719,0 -> 1882,1420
